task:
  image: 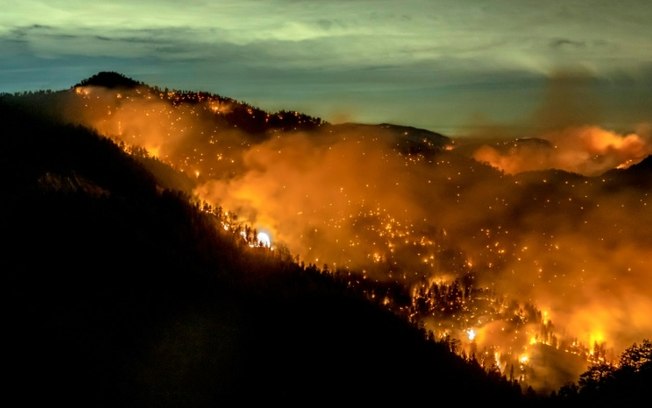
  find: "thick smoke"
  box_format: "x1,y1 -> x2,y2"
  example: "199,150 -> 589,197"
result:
58,79 -> 652,390
472,125 -> 651,175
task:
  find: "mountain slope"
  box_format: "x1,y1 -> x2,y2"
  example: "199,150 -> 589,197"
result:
0,97 -> 520,405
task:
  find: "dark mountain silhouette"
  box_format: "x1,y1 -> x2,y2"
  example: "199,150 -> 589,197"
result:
1,93 -> 521,405
76,71 -> 142,89
602,155 -> 652,190
333,122 -> 451,156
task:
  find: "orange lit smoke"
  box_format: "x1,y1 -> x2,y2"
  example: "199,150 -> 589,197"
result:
473,125 -> 651,176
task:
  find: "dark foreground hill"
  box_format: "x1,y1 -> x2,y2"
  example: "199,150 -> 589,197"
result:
0,99 -> 521,405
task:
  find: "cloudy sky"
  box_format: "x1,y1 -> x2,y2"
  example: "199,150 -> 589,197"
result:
1,0 -> 651,134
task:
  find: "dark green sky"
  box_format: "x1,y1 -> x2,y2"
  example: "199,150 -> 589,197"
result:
1,0 -> 650,135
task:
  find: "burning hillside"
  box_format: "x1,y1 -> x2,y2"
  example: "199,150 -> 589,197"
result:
7,72 -> 651,391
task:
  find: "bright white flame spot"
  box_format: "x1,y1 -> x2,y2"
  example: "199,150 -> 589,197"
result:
519,354 -> 529,364
466,328 -> 476,341
257,231 -> 271,247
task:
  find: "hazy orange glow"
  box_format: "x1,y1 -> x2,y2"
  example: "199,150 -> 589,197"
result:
58,82 -> 652,391
472,126 -> 650,176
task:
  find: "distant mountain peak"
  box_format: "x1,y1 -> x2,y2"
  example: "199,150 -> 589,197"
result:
76,71 -> 141,89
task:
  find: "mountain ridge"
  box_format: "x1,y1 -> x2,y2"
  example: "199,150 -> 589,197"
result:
73,71 -> 451,144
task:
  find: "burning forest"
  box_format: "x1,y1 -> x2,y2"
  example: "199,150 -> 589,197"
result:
4,71 -> 651,393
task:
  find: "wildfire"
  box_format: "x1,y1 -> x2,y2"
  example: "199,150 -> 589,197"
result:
74,86 -> 90,96
60,80 -> 652,392
472,126 -> 650,176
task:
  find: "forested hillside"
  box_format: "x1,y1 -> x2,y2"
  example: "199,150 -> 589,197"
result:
1,98 -> 521,405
